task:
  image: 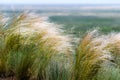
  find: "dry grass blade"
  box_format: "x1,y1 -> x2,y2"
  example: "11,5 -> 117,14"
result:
74,30 -> 110,80
0,13 -> 72,80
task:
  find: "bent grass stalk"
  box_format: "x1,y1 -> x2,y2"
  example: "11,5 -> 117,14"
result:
1,12 -> 120,80
74,30 -> 110,80
0,13 -> 72,80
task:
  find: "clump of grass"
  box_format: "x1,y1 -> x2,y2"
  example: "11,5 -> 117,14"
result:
92,33 -> 120,80
46,61 -> 70,80
0,13 -> 72,80
0,15 -> 14,77
73,30 -> 110,80
81,31 -> 120,80
105,33 -> 120,67
46,52 -> 72,80
93,64 -> 120,80
3,12 -> 120,80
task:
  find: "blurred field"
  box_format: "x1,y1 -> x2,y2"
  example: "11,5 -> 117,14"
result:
49,15 -> 120,37
1,4 -> 120,37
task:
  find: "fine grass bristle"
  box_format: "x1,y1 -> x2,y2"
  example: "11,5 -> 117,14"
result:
2,12 -> 120,80
74,30 -> 110,80
0,13 -> 72,80
93,64 -> 120,80
105,33 -> 120,67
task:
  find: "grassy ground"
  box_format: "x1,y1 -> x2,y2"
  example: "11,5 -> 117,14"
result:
49,15 -> 120,37
0,13 -> 120,80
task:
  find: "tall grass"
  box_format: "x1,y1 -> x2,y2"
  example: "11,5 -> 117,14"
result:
46,60 -> 71,80
106,33 -> 120,67
93,64 -> 120,80
73,30 -> 111,80
93,33 -> 120,80
1,12 -> 120,80
0,13 -> 72,80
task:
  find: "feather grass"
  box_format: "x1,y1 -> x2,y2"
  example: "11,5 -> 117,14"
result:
73,30 -> 110,80
0,13 -> 72,80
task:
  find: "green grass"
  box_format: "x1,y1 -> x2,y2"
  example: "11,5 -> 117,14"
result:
73,30 -> 109,80
0,13 -> 72,80
1,13 -> 120,80
49,16 -> 120,37
93,65 -> 120,80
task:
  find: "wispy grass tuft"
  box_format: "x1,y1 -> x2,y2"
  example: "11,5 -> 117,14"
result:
73,30 -> 110,80
93,63 -> 120,80
105,33 -> 120,67
0,13 -> 72,80
2,12 -> 120,80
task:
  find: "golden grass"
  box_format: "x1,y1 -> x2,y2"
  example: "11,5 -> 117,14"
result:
74,30 -> 111,80
0,13 -> 72,80
1,12 -> 120,80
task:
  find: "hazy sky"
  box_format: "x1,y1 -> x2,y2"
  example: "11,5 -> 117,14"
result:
0,0 -> 120,4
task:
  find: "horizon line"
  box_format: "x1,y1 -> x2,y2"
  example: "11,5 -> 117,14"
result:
0,3 -> 120,6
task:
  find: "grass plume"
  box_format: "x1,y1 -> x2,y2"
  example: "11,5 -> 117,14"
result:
0,13 -> 72,80
73,30 -> 111,80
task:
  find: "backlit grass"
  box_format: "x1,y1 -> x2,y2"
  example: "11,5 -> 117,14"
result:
0,13 -> 120,80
